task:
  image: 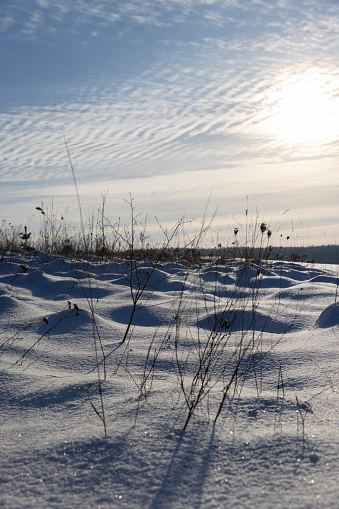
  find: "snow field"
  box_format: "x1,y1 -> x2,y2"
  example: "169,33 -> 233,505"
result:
1,251 -> 339,508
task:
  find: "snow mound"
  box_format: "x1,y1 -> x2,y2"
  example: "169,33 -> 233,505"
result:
316,302 -> 339,328
197,308 -> 296,334
1,253 -> 339,508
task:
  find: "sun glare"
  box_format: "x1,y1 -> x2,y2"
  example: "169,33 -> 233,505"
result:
267,72 -> 339,146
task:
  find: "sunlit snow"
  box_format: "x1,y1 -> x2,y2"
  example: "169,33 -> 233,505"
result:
1,250 -> 339,508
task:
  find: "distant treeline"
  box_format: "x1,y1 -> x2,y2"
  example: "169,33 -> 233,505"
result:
222,244 -> 339,265
273,245 -> 339,265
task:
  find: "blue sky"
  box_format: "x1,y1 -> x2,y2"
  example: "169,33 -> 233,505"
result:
1,0 -> 339,245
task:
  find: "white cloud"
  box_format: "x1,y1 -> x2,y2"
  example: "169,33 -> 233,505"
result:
1,44 -> 338,188
37,0 -> 50,8
1,0 -> 337,42
0,15 -> 14,33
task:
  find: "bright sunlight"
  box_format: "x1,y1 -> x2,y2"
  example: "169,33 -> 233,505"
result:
267,71 -> 339,146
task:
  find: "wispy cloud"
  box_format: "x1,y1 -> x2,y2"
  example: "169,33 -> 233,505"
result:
1,38 -> 338,187
1,1 -> 339,184
2,0 -> 338,42
0,14 -> 15,33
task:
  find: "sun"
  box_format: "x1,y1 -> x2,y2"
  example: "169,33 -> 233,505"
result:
267,72 -> 339,146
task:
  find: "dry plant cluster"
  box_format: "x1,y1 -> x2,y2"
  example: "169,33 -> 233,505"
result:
1,191 -> 312,438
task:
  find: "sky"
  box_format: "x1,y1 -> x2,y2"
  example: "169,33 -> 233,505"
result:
1,0 -> 339,246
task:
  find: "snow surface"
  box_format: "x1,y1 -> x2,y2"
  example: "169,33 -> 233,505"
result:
1,251 -> 339,508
